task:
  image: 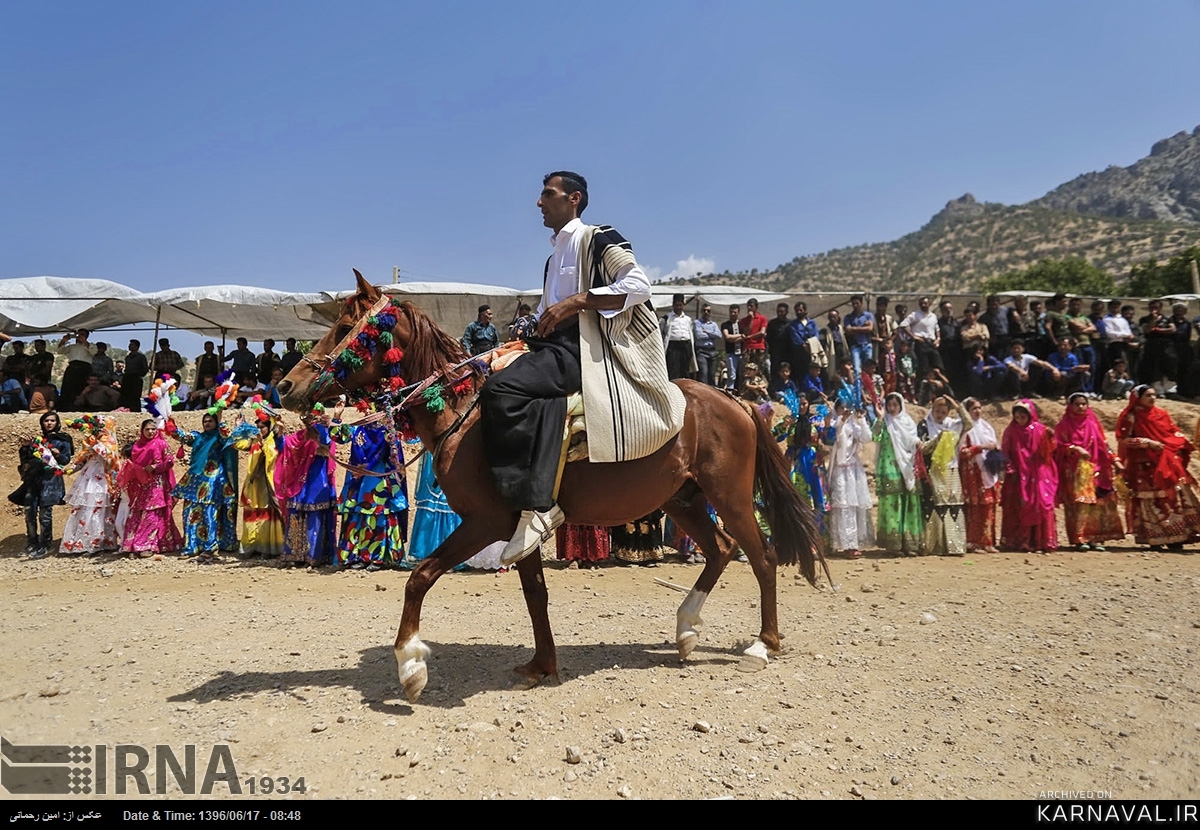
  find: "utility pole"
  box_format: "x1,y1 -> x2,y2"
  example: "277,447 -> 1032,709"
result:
393,265 -> 400,285
1190,258 -> 1199,295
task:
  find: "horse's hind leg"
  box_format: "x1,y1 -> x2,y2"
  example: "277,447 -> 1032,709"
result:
512,551 -> 559,687
662,498 -> 739,660
703,495 -> 781,673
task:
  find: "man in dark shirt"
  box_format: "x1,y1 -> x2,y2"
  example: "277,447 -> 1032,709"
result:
462,305 -> 500,356
720,305 -> 743,391
1169,302 -> 1194,398
278,338 -> 303,377
26,340 -> 54,386
1138,300 -> 1173,388
765,302 -> 790,377
979,295 -> 1010,359
194,341 -> 221,383
256,339 -> 280,382
119,339 -> 149,411
223,337 -> 256,378
151,338 -> 184,382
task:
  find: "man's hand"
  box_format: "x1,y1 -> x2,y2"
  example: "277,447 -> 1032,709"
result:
537,294 -> 588,338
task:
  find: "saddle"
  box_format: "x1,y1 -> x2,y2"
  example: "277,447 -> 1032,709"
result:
485,342 -> 589,466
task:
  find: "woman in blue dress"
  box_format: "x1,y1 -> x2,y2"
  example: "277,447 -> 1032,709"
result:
329,404 -> 409,570
406,449 -> 459,565
274,411 -> 338,567
789,396 -> 834,540
172,413 -> 256,563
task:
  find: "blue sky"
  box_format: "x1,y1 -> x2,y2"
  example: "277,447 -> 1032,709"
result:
3,0 -> 1199,302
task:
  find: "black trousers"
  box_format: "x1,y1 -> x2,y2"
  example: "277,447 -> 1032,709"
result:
666,340 -> 693,381
480,324 -> 581,513
60,360 -> 91,411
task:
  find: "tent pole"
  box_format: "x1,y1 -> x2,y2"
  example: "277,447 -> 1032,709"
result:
149,306 -> 161,378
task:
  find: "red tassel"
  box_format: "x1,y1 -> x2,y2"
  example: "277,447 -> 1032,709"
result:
388,376 -> 404,392
176,445 -> 186,461
384,347 -> 403,365
452,376 -> 473,396
354,399 -> 371,413
362,324 -> 379,338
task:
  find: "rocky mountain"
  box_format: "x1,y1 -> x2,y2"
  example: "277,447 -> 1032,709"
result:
677,126 -> 1200,294
1033,125 -> 1200,223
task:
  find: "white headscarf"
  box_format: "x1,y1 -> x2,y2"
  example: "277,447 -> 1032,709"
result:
964,410 -> 999,490
881,392 -> 919,490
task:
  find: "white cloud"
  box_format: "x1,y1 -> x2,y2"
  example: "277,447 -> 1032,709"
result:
648,254 -> 716,283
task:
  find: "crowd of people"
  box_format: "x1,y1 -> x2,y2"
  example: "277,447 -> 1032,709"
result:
0,330 -> 307,415
655,291 -> 1199,408
7,288 -> 1200,566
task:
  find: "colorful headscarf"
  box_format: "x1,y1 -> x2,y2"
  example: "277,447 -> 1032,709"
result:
1115,385 -> 1191,496
1054,393 -> 1114,491
1001,399 -> 1058,525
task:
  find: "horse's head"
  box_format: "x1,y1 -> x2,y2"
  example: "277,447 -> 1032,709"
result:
279,269 -> 386,411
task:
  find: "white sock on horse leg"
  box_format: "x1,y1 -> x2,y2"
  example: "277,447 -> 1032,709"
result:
676,589 -> 708,659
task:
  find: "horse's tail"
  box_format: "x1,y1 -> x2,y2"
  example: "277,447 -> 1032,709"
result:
751,406 -> 829,586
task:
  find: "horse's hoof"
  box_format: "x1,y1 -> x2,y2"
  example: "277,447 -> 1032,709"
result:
399,660 -> 428,702
736,639 -> 770,673
677,630 -> 699,660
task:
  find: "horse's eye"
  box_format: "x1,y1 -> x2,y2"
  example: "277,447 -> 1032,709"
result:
336,326 -> 352,341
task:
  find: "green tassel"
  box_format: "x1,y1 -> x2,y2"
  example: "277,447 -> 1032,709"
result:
378,331 -> 392,346
422,384 -> 446,413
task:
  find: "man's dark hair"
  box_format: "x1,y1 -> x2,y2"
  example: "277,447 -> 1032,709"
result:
851,294 -> 863,304
129,339 -> 140,349
518,303 -> 531,314
876,295 -> 889,306
478,304 -> 491,316
544,171 -> 588,215
672,293 -> 685,305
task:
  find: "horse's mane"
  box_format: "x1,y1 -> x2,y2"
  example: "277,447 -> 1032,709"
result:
394,301 -> 469,380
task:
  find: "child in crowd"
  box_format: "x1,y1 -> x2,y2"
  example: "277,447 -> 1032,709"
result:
895,339 -> 917,402
802,363 -> 825,402
966,344 -> 1007,401
861,358 -> 882,422
739,362 -> 769,404
1102,357 -> 1135,399
831,358 -> 862,411
1046,337 -> 1091,398
772,362 -> 801,416
918,367 -> 952,406
879,339 -> 898,395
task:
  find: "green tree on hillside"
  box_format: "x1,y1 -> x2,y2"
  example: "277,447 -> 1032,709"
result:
1126,246 -> 1200,297
981,257 -> 1117,296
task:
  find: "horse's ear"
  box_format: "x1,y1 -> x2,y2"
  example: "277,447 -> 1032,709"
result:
353,268 -> 381,302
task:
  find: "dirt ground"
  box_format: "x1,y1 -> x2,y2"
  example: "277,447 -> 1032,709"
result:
0,401 -> 1198,801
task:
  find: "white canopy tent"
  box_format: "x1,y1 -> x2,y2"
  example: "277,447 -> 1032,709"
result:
141,285 -> 336,340
0,276 -> 154,334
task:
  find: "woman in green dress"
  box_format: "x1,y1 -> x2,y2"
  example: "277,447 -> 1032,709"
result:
872,392 -> 924,555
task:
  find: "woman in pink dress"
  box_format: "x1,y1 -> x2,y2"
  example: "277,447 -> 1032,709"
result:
1000,399 -> 1059,552
120,419 -> 183,556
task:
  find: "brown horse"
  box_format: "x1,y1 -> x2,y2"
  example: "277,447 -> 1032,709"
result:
279,273 -> 824,702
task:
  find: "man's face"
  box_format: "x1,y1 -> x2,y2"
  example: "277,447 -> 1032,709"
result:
940,303 -> 952,317
776,304 -> 788,319
482,308 -> 494,324
672,301 -> 684,315
1069,299 -> 1083,315
85,376 -> 99,389
1123,308 -> 1134,321
287,339 -> 296,351
701,306 -> 712,320
33,341 -> 45,353
204,343 -> 214,353
729,307 -> 739,321
538,176 -> 580,232
828,311 -> 840,325
238,339 -> 248,350
746,301 -> 758,316
987,298 -> 999,313
919,298 -> 930,312
795,304 -> 806,318
851,298 -> 862,313
128,341 -> 138,352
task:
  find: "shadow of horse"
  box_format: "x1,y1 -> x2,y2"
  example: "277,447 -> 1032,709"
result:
166,641 -> 740,713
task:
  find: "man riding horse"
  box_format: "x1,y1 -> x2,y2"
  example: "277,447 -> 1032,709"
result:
485,171 -> 684,565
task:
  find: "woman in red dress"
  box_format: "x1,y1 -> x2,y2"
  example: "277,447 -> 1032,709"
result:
1054,392 -> 1124,551
1000,400 -> 1059,552
958,397 -> 1000,552
1115,385 -> 1200,550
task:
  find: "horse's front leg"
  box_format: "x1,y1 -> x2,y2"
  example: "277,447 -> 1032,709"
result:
513,550 -> 558,687
394,519 -> 505,702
